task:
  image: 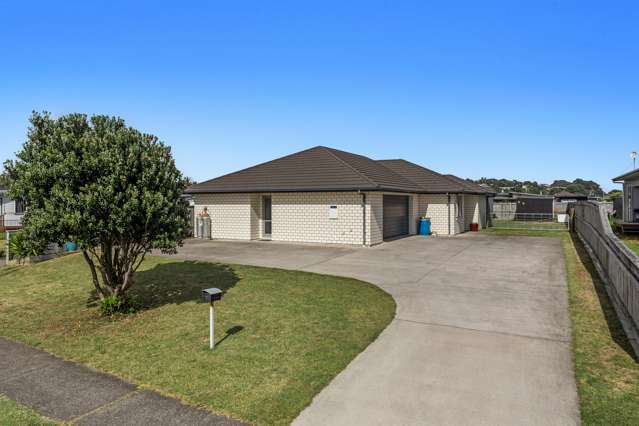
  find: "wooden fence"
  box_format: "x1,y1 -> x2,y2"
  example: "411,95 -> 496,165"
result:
492,202 -> 516,220
570,201 -> 639,356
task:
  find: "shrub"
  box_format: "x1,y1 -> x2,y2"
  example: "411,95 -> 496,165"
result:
98,295 -> 141,316
8,230 -> 46,263
608,216 -> 622,235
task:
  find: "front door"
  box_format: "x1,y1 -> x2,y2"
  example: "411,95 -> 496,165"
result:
262,196 -> 272,238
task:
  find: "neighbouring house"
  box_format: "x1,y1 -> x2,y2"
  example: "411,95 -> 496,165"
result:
553,190 -> 588,214
613,169 -> 639,223
185,146 -> 494,245
492,192 -> 554,220
0,186 -> 24,231
553,190 -> 588,203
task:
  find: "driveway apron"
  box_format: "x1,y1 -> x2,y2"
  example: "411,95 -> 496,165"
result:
171,234 -> 580,426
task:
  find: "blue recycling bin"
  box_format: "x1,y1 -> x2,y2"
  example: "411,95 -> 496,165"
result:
419,218 -> 431,236
64,242 -> 77,252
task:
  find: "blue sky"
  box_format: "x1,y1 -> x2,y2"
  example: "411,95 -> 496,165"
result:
1,1 -> 637,191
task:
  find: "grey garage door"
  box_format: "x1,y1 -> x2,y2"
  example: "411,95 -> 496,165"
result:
383,195 -> 409,239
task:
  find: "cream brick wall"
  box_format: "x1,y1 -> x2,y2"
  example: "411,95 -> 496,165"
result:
409,194 -> 419,234
249,194 -> 260,239
366,192 -> 384,245
417,194 -> 460,235
192,193 -> 256,239
192,190 -> 479,243
462,195 -> 488,230
271,192 -> 365,245
455,197 -> 463,233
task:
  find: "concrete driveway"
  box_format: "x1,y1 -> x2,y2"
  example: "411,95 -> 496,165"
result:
171,234 -> 579,425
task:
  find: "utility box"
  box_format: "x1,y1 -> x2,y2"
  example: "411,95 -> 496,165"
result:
202,287 -> 223,303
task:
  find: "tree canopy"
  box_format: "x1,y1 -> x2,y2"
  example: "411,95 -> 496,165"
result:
5,112 -> 191,302
474,177 -> 605,197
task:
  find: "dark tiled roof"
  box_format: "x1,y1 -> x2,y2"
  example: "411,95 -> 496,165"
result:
377,159 -> 466,193
186,146 -> 422,194
443,174 -> 496,195
554,190 -> 587,199
186,146 -> 490,195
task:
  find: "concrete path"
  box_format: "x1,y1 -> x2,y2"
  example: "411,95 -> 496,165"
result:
172,234 -> 580,425
0,337 -> 244,425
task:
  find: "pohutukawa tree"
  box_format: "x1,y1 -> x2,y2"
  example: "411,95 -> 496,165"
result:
6,112 -> 191,303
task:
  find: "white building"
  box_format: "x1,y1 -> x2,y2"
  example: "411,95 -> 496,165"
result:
186,147 -> 493,246
0,187 -> 24,230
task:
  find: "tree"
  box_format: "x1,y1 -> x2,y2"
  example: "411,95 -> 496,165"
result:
0,169 -> 10,187
605,189 -> 623,201
5,112 -> 191,304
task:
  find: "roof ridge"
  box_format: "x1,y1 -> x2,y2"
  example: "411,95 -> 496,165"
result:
374,160 -> 427,191
320,147 -> 379,189
189,146 -> 324,189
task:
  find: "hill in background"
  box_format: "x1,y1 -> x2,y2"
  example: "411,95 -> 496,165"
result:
470,177 -> 609,198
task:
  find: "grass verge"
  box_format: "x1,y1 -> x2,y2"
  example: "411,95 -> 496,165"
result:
621,235 -> 639,257
483,225 -> 639,425
0,254 -> 395,425
0,394 -> 56,426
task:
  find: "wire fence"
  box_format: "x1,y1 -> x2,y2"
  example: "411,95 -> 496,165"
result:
491,217 -> 569,232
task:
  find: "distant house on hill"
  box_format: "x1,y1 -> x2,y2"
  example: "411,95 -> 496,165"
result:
0,186 -> 24,231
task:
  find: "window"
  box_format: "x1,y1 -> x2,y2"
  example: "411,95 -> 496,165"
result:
15,199 -> 25,214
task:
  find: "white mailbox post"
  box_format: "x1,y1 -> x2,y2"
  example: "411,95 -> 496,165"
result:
202,288 -> 223,350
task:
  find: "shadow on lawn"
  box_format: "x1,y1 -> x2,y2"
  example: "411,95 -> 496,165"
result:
86,261 -> 240,310
571,233 -> 638,362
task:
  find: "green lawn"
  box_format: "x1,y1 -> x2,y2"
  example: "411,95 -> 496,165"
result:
483,226 -> 639,425
0,254 -> 395,425
621,236 -> 639,257
0,395 -> 56,426
491,219 -> 568,232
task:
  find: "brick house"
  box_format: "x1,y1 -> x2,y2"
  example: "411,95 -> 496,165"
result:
186,146 -> 493,245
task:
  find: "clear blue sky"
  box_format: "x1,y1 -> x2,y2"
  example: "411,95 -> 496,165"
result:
1,1 -> 637,191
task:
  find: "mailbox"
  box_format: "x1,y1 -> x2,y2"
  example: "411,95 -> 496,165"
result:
202,287 -> 223,303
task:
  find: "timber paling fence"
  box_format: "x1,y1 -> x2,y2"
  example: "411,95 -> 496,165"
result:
571,201 -> 639,357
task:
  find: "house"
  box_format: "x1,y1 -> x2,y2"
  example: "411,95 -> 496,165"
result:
553,190 -> 588,203
553,190 -> 588,215
613,169 -> 639,223
0,186 -> 24,231
186,146 -> 494,245
492,192 -> 554,220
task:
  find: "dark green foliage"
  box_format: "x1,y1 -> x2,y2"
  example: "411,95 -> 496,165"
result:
475,177 -> 605,197
605,189 -> 623,201
5,111 -> 191,301
8,230 -> 47,262
0,170 -> 10,188
609,216 -> 621,234
98,295 -> 141,316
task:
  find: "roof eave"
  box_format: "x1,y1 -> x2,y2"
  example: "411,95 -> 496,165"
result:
612,169 -> 639,182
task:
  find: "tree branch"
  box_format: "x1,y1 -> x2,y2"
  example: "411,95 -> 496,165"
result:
82,249 -> 107,300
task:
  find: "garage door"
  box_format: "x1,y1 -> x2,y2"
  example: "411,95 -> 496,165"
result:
383,195 -> 409,239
